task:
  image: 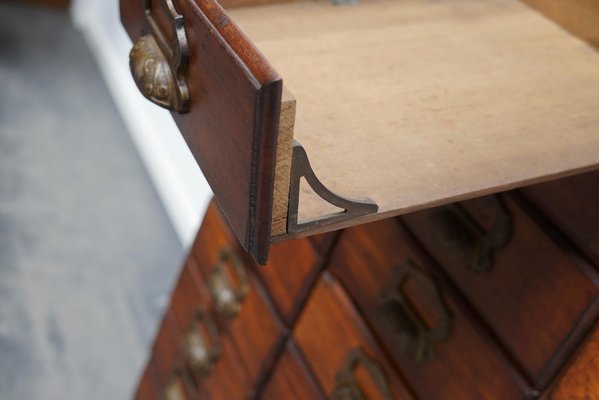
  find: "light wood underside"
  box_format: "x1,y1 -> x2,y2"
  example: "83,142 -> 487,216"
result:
229,0 -> 599,239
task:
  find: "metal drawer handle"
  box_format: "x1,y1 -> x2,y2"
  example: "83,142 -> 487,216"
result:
330,348 -> 392,400
165,379 -> 187,400
207,247 -> 250,318
129,0 -> 190,113
185,306 -> 221,375
164,367 -> 196,400
428,197 -> 512,273
379,261 -> 452,363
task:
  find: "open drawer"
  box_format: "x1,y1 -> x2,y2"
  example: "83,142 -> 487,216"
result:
120,0 -> 599,263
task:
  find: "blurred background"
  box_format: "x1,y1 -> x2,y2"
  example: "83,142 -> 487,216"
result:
0,0 -> 212,398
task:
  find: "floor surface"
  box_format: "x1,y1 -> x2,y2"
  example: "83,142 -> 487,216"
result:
0,3 -> 184,399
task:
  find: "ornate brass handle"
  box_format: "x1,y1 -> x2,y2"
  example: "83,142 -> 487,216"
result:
185,306 -> 221,375
378,261 -> 452,363
129,0 -> 190,113
207,247 -> 250,318
428,196 -> 512,273
330,348 -> 392,400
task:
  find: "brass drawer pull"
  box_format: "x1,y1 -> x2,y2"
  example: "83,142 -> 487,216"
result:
185,306 -> 221,375
164,379 -> 187,400
379,261 -> 452,363
129,0 -> 190,113
428,197 -> 512,273
164,367 -> 196,400
207,247 -> 250,318
330,348 -> 392,400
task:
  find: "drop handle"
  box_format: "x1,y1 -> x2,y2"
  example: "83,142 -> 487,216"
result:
129,0 -> 190,113
207,246 -> 250,318
427,196 -> 512,273
185,306 -> 221,375
330,348 -> 393,400
378,261 -> 452,363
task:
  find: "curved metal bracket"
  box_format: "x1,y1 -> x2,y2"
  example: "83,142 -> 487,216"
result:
287,140 -> 378,234
129,0 -> 190,113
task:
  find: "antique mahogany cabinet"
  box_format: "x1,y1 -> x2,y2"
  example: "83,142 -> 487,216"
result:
120,0 -> 599,398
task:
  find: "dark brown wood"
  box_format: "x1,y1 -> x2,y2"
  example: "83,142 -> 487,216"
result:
252,237 -> 326,326
120,0 -> 282,264
308,231 -> 339,256
134,363 -> 159,400
522,170 -> 599,268
167,217 -> 252,398
329,219 -> 531,400
192,201 -> 285,389
196,334 -> 251,400
402,193 -> 599,388
148,310 -> 185,393
21,0 -> 70,7
262,341 -> 325,400
169,257 -> 211,335
294,273 -> 417,399
544,324 -> 599,399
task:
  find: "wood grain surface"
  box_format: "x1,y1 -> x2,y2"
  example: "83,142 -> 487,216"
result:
229,0 -> 599,241
252,237 -> 324,326
546,324 -> 599,399
295,273 -> 417,399
261,341 -> 325,400
134,363 -> 159,400
523,170 -> 599,268
329,219 -> 531,399
402,193 -> 599,388
191,201 -> 285,389
271,88 -> 296,236
121,0 -> 282,264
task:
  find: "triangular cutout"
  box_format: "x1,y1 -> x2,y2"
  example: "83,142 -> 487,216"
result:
287,140 -> 378,234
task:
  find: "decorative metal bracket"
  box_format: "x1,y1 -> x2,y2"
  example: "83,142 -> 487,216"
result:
287,140 -> 378,234
129,0 -> 190,113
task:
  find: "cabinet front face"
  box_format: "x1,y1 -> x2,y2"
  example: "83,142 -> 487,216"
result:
191,202 -> 285,386
547,324 -> 599,399
402,194 -> 599,387
523,170 -> 599,267
254,237 -> 327,326
329,218 -> 531,400
262,342 -> 324,400
294,273 -> 418,400
134,362 -> 159,400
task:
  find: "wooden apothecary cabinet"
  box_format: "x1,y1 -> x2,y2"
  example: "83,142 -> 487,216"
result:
121,0 -> 599,398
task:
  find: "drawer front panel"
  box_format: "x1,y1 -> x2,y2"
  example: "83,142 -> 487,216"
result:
192,201 -> 285,386
262,342 -> 324,400
150,311 -> 183,392
402,194 -> 599,386
295,273 -> 416,400
523,170 -> 599,267
121,0 -> 283,264
158,253 -> 251,399
134,363 -> 159,400
546,324 -> 599,399
255,236 -> 329,325
329,219 -> 529,400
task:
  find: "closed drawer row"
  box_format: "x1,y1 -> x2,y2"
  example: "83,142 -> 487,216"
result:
136,171 -> 599,399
